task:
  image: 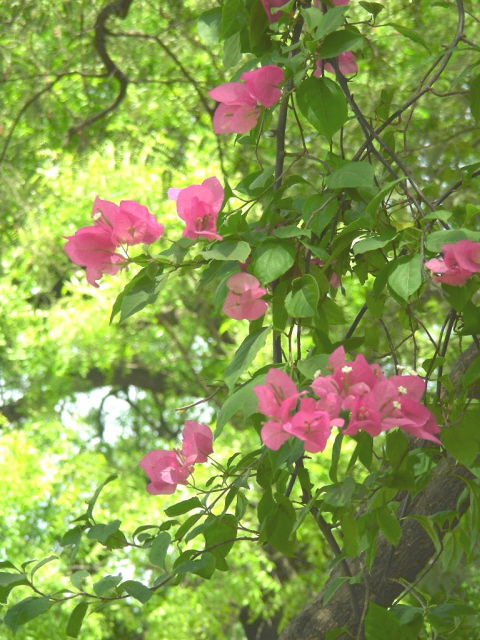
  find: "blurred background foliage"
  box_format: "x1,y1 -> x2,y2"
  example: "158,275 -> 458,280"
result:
0,0 -> 479,638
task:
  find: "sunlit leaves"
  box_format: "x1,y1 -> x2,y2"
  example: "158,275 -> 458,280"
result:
296,77 -> 348,140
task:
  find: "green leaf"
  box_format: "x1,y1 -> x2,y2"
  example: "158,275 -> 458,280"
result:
203,514 -> 238,560
427,602 -> 476,632
441,410 -> 480,466
252,239 -> 295,284
149,531 -> 171,570
197,8 -> 221,45
326,162 -> 375,190
30,556 -> 58,580
314,6 -> 348,39
376,505 -> 402,546
387,253 -> 422,302
323,477 -> 356,507
353,230 -> 397,255
359,2 -> 384,18
285,275 -> 319,317
71,570 -> 90,591
340,511 -> 359,557
420,209 -> 453,224
296,77 -> 348,140
66,602 -> 89,638
165,497 -> 202,517
0,572 -> 28,587
385,430 -> 408,467
470,74 -> 480,122
215,374 -> 265,437
122,580 -> 152,604
85,474 -> 117,520
92,573 -> 122,597
260,494 -> 297,556
425,228 -> 480,252
223,32 -> 242,69
220,0 -> 247,40
224,327 -> 270,391
175,552 -> 217,579
297,353 -> 329,379
200,241 -> 251,262
317,29 -> 363,58
365,178 -> 403,215
323,576 -> 351,605
87,520 -> 121,544
407,515 -> 441,554
388,22 -> 430,52
5,597 -> 53,633
273,225 -> 311,239
365,602 -> 404,640
111,269 -> 169,324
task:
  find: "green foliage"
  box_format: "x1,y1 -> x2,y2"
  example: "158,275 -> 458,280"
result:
1,0 -> 480,638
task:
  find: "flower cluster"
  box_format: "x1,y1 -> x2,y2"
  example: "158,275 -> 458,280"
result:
425,240 -> 480,286
64,197 -> 164,287
222,273 -> 268,320
254,347 -> 441,453
209,66 -> 284,134
139,421 -> 213,495
168,177 -> 224,242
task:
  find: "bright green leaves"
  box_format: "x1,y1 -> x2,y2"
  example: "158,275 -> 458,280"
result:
258,491 -> 297,556
296,77 -> 348,140
149,531 -> 172,570
285,275 -> 319,317
224,327 -> 270,391
203,514 -> 238,568
326,162 -> 375,190
200,240 -> 251,262
66,601 -> 89,638
219,0 -> 248,40
251,239 -> 295,284
4,597 -> 53,633
387,253 -> 423,302
110,268 -> 169,324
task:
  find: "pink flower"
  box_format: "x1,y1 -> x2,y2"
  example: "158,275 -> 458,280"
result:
222,273 -> 268,321
241,66 -> 285,108
261,0 -> 288,23
283,397 -> 342,453
315,51 -> 358,77
209,83 -> 260,134
139,450 -> 193,495
140,422 -> 214,495
209,66 -> 284,134
254,368 -> 302,420
168,177 -> 224,241
92,197 -> 164,246
425,240 -> 480,286
182,421 -> 213,464
64,225 -> 126,288
261,419 -> 292,450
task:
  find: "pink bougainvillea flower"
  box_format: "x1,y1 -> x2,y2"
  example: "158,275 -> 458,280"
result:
261,418 -> 292,450
169,176 -> 224,241
139,449 -> 193,495
222,272 -> 268,321
426,240 -> 480,286
140,421 -> 214,495
261,0 -> 289,23
209,66 -> 284,134
208,83 -> 261,134
254,368 -> 302,420
445,240 -> 480,273
241,66 -> 285,108
92,197 -> 164,246
283,398 -> 342,453
182,421 -> 213,464
64,225 -> 126,288
315,51 -> 358,77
